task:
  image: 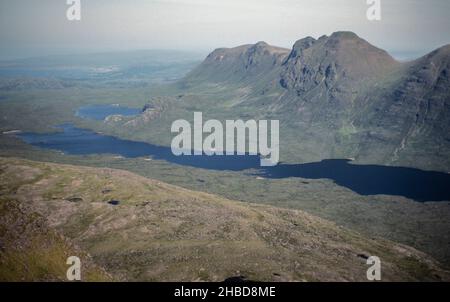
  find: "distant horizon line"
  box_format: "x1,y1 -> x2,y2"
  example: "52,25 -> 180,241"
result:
0,44 -> 445,62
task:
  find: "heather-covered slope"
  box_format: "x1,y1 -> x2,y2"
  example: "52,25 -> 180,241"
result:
0,157 -> 448,281
0,199 -> 111,281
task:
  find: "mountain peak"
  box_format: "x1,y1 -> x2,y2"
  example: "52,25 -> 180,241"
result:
248,41 -> 272,54
422,44 -> 450,60
185,32 -> 398,88
182,42 -> 289,85
254,41 -> 269,47
287,36 -> 317,60
280,31 -> 399,93
323,31 -> 378,52
249,41 -> 290,56
292,36 -> 316,51
329,31 -> 360,40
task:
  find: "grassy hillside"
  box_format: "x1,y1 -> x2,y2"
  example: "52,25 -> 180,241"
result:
0,157 -> 448,281
1,113 -> 449,269
0,198 -> 111,281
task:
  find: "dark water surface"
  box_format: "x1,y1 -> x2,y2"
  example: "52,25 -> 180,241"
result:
18,124 -> 261,171
263,160 -> 450,202
17,124 -> 450,202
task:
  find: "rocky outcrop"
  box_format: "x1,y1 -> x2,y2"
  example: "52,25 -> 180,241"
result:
280,32 -> 399,98
178,31 -> 450,171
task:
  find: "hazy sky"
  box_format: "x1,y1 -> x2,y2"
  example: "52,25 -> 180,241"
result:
0,0 -> 449,59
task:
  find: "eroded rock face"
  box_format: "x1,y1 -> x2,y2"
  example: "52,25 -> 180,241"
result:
354,45 -> 450,166
179,31 -> 450,171
124,100 -> 167,128
279,32 -> 399,98
241,41 -> 288,73
142,103 -> 155,113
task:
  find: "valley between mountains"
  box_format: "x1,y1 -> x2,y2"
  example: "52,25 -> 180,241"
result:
0,31 -> 449,281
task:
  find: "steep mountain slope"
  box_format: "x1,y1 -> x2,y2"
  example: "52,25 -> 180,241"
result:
0,157 -> 448,281
280,32 -> 398,98
173,31 -> 450,171
354,45 -> 450,168
180,42 -> 290,87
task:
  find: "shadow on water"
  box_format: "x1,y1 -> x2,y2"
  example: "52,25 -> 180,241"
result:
17,124 -> 450,202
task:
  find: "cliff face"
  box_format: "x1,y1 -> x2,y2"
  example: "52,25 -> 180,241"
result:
178,32 -> 450,171
280,32 -> 399,93
353,44 -> 450,168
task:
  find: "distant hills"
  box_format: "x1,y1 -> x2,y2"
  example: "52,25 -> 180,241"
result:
0,50 -> 204,89
1,32 -> 448,171
178,31 -> 450,171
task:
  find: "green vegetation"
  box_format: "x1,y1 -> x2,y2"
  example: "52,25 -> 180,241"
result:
0,157 -> 448,281
0,198 -> 111,281
1,131 -> 449,268
0,37 -> 449,280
